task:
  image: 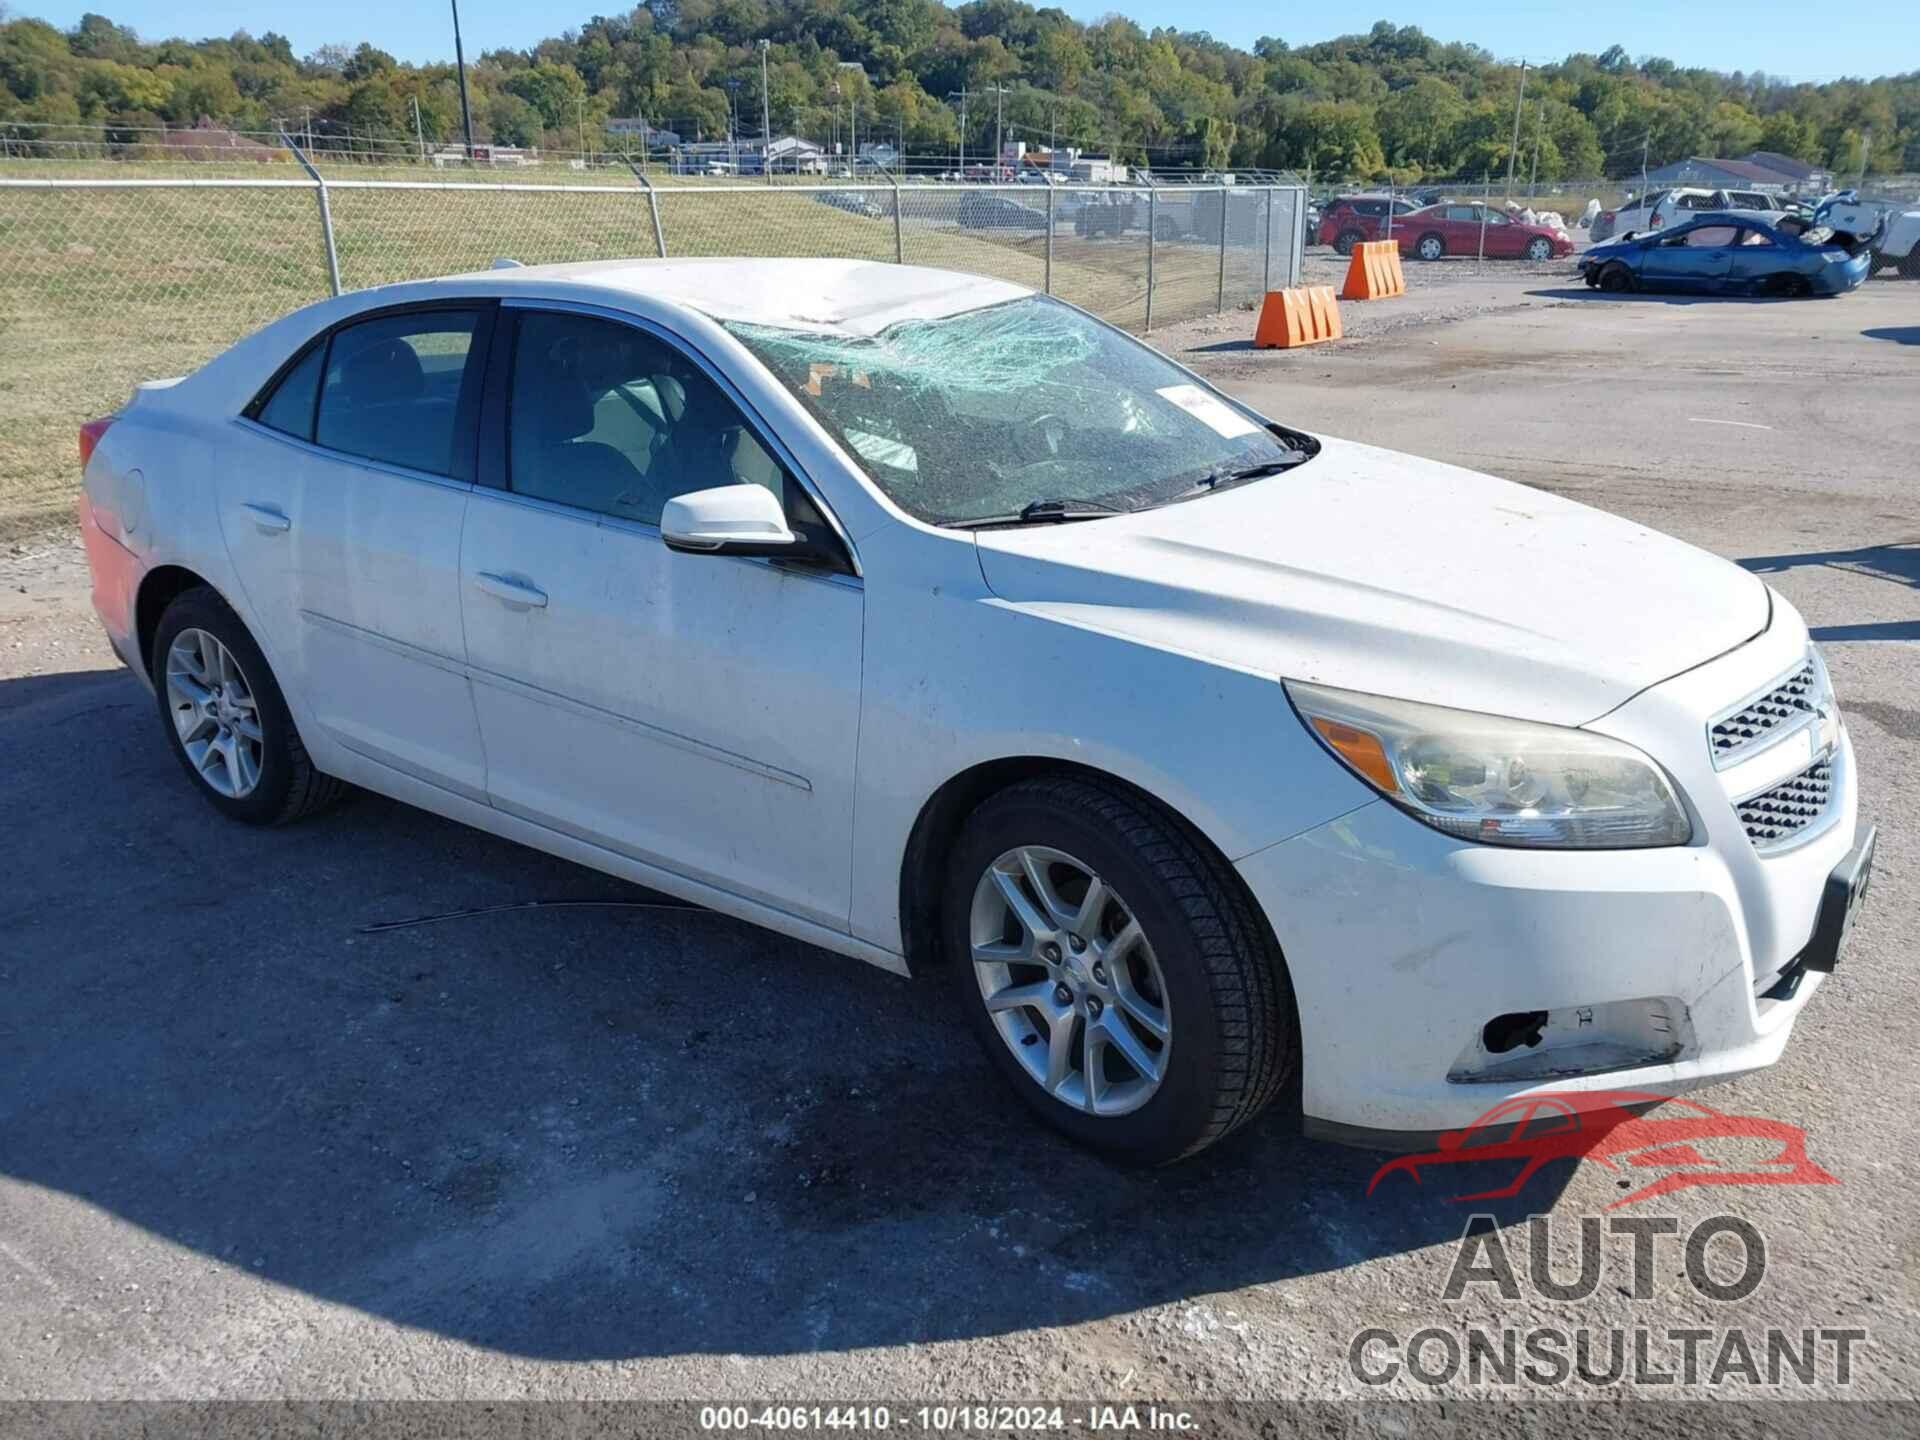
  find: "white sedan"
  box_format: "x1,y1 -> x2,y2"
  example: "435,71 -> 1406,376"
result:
77,258 -> 1872,1161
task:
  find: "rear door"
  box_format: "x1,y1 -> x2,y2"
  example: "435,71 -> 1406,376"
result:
219,303 -> 492,798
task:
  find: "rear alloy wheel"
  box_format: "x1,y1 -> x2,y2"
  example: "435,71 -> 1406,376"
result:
946,776 -> 1294,1164
1599,262 -> 1635,293
1526,236 -> 1554,262
165,627 -> 265,800
1417,233 -> 1445,261
1335,228 -> 1364,256
151,587 -> 346,826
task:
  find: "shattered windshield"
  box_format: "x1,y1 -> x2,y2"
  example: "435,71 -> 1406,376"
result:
724,296 -> 1314,526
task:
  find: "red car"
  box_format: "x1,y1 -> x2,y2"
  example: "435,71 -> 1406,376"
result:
1392,202 -> 1573,262
1366,1089 -> 1838,1210
1315,195 -> 1425,253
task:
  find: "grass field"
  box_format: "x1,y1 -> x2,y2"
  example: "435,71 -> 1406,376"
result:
0,168 -> 1266,541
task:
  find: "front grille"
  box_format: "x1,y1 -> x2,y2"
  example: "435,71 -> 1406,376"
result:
1738,759 -> 1834,851
1710,660 -> 1819,767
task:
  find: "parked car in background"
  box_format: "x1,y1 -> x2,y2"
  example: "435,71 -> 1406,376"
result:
1807,192 -> 1920,277
1590,187 -> 1791,242
1580,213 -> 1873,296
1397,202 -> 1573,261
77,257 -> 1869,1164
958,191 -> 1050,231
1072,192 -> 1136,238
1316,194 -> 1424,253
814,188 -> 887,220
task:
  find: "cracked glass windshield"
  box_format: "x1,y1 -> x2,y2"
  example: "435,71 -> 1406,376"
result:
724,296 -> 1314,527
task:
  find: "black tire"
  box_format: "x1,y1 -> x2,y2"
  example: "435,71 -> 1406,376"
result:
1416,232 -> 1445,261
150,586 -> 346,826
1901,249 -> 1920,280
1526,237 -> 1554,262
943,775 -> 1296,1165
1334,228 -> 1364,256
1598,262 -> 1635,293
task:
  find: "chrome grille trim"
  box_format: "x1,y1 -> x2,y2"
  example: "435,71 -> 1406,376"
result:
1708,657 -> 1821,769
1737,757 -> 1837,854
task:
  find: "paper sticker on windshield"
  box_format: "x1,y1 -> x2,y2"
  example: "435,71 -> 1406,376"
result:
1157,384 -> 1260,438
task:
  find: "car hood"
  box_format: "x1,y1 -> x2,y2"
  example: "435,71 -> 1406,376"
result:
972,435 -> 1769,728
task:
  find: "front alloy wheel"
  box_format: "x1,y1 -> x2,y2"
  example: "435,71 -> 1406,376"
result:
1527,237 -> 1554,261
1417,234 -> 1445,261
945,775 -> 1295,1164
970,845 -> 1171,1116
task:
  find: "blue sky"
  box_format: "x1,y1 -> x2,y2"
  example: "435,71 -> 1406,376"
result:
17,1 -> 1910,81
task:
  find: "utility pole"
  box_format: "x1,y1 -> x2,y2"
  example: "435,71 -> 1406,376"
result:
450,0 -> 476,162
993,84 -> 1007,179
412,95 -> 425,164
759,40 -> 771,157
577,93 -> 588,162
948,90 -> 970,176
1641,133 -> 1649,198
1859,127 -> 1872,185
1528,100 -> 1544,193
1503,58 -> 1527,202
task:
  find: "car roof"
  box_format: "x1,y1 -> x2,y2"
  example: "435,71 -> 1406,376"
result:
442,256 -> 1032,338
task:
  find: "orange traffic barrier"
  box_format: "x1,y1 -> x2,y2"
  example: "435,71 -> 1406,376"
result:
1253,285 -> 1343,348
1341,239 -> 1406,300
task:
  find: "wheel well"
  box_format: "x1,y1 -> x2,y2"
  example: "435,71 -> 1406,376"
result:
134,565 -> 211,678
898,758 -> 1276,978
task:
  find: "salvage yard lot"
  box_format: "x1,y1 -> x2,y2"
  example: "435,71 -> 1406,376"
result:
2,270 -> 1916,1410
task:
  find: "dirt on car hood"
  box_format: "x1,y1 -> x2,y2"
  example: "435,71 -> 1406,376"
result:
971,433 -> 1769,728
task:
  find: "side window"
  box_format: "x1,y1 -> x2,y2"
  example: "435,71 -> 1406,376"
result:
1678,192 -> 1715,211
1445,205 -> 1477,223
255,343 -> 325,440
314,310 -> 480,476
1740,228 -> 1776,247
1683,224 -> 1739,247
507,310 -> 783,525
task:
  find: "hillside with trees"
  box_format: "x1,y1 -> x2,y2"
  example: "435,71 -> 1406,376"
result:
2,6 -> 1915,181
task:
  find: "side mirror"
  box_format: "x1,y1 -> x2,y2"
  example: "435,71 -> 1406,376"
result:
661,484 -> 798,557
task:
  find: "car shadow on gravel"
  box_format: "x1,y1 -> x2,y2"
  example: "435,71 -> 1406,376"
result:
2,668 -> 1574,1361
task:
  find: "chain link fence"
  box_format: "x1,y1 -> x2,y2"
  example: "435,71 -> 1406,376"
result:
0,167 -> 1305,539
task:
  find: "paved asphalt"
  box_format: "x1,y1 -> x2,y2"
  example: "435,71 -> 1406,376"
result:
1,265 -> 1915,1413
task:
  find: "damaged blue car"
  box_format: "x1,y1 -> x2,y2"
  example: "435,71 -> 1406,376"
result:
1579,211 -> 1873,297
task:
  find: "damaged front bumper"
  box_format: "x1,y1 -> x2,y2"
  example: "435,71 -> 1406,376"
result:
1238,624 -> 1862,1146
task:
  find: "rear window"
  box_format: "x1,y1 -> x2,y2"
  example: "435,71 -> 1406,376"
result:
313,310 -> 480,476
254,344 -> 325,440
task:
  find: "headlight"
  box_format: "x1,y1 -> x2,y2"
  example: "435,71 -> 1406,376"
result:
1285,681 -> 1692,850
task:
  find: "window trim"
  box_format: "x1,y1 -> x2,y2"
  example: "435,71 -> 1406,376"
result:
242,299 -> 498,484
480,297 -> 861,578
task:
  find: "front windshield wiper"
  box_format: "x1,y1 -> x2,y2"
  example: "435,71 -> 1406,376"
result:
1183,454 -> 1311,494
946,498 -> 1129,530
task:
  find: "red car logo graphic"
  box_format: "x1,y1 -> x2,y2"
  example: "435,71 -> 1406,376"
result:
1367,1090 -> 1838,1209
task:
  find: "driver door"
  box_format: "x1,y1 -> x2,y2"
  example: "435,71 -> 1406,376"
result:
458,303 -> 864,930
1642,223 -> 1739,291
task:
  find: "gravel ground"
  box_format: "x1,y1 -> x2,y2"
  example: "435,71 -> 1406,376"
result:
2,266 -> 1916,1419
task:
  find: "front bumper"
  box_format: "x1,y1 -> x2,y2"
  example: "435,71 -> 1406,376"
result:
1238,620 -> 1860,1139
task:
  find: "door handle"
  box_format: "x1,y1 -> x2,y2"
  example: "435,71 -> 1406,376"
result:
474,571 -> 549,609
242,502 -> 290,534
